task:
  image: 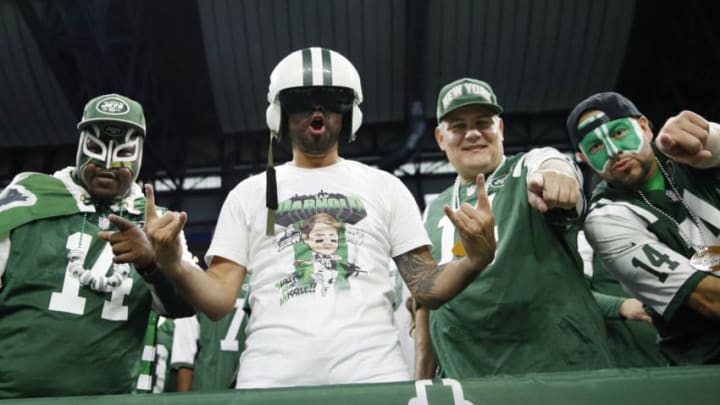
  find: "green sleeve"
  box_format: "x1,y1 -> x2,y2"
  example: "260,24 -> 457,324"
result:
591,291 -> 624,320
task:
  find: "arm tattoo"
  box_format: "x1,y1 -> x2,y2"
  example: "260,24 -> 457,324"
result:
394,246 -> 445,308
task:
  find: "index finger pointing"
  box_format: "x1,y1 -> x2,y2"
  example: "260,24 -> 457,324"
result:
475,174 -> 491,211
108,214 -> 137,231
144,183 -> 158,221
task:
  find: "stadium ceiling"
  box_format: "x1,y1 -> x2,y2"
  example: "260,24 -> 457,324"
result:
0,0 -> 718,201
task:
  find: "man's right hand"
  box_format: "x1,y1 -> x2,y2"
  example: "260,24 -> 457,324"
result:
144,184 -> 187,272
443,174 -> 496,269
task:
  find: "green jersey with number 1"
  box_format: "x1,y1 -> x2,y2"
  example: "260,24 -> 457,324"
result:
0,169 -> 163,399
0,207 -> 152,398
424,149 -> 614,378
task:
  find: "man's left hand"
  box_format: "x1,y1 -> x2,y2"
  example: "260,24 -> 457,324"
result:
656,110 -> 712,166
527,168 -> 580,213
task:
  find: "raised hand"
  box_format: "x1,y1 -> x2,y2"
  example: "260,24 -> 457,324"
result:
443,174 -> 496,269
98,213 -> 155,269
655,110 -> 712,166
527,167 -> 580,213
143,183 -> 188,271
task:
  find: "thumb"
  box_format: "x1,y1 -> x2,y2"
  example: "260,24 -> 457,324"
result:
144,183 -> 158,223
527,171 -> 544,195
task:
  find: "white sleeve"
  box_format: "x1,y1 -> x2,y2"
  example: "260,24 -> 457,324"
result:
387,176 -> 431,257
170,316 -> 200,368
577,230 -> 594,278
179,230 -> 194,262
698,122 -> 720,169
522,147 -> 575,174
585,203 -> 698,318
205,186 -> 251,267
0,234 -> 9,290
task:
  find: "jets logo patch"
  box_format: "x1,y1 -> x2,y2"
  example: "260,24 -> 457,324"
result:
489,174 -> 508,188
97,97 -> 129,115
0,185 -> 37,212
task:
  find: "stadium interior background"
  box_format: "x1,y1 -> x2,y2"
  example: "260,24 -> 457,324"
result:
1,0 -> 718,262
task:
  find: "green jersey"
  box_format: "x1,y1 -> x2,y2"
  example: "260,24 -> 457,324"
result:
153,317 -> 178,393
172,281 -> 249,390
586,253 -> 667,367
585,152 -> 720,364
424,149 -> 613,378
0,201 -> 152,398
0,168 -> 192,399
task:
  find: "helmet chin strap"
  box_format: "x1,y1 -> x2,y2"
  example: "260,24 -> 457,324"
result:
266,130 -> 278,236
345,110 -> 355,143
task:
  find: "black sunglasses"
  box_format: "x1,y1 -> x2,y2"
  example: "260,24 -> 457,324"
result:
279,87 -> 354,115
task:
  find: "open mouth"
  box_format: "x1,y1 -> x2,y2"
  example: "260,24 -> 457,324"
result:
310,116 -> 325,133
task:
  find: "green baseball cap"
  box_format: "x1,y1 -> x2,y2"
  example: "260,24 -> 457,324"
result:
77,93 -> 146,135
436,78 -> 503,123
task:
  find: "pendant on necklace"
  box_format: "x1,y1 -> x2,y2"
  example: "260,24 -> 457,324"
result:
690,246 -> 720,272
452,241 -> 466,257
98,215 -> 110,230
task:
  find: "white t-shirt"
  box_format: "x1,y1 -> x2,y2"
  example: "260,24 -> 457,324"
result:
206,159 -> 430,388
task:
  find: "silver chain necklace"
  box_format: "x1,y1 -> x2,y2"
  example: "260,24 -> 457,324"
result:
451,158 -> 503,211
637,156 -> 719,272
66,206 -> 131,292
637,157 -> 709,250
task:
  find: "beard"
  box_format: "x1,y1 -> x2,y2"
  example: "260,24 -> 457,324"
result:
288,121 -> 342,155
608,155 -> 655,191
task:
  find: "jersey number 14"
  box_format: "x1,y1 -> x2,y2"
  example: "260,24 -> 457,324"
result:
48,232 -> 132,321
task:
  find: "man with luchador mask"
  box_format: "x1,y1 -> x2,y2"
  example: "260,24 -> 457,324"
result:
0,94 -> 194,399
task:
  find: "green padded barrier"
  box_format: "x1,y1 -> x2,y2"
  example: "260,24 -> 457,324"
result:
4,366 -> 720,405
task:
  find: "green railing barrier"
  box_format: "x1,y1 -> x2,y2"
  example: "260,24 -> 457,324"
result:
5,365 -> 720,404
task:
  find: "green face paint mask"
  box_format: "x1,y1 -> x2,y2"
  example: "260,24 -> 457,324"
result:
578,116 -> 645,173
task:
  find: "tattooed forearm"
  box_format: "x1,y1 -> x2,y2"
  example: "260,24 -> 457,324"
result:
394,246 -> 447,309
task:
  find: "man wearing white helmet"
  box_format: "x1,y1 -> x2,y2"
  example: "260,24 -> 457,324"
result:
140,47 -> 496,388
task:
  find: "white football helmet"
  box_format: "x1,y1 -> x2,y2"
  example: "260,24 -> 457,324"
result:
266,47 -> 363,141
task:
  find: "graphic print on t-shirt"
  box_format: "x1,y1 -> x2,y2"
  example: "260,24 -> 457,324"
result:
273,190 -> 367,304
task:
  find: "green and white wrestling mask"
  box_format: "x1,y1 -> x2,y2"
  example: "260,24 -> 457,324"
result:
75,94 -> 147,181
577,113 -> 645,173
77,124 -> 144,180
